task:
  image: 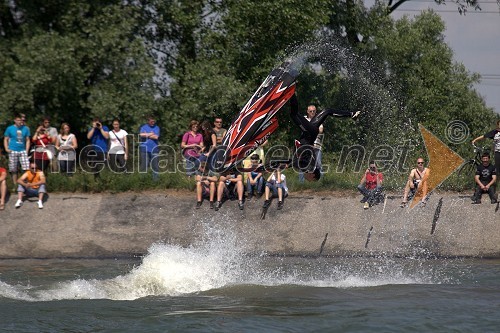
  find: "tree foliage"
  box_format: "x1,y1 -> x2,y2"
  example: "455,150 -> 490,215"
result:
0,1 -> 154,141
0,0 -> 497,155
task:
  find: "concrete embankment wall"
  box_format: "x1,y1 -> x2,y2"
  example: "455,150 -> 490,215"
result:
0,191 -> 499,259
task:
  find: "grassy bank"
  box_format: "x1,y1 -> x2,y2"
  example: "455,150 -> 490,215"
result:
6,166 -> 474,195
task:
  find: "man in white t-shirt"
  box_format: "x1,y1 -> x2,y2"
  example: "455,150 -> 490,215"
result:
262,166 -> 288,210
108,119 -> 128,173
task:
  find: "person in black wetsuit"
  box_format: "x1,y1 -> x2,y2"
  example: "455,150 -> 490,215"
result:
289,93 -> 360,181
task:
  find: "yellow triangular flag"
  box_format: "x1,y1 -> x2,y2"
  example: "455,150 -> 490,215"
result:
410,124 -> 464,208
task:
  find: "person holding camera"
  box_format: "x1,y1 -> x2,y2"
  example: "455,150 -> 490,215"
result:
357,161 -> 384,209
32,124 -> 54,174
86,117 -> 109,178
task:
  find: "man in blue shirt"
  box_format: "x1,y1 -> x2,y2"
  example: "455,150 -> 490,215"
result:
3,114 -> 31,185
139,115 -> 160,181
86,117 -> 109,178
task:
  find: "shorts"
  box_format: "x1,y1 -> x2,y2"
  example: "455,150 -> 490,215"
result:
9,151 -> 30,172
266,182 -> 288,198
17,184 -> 47,197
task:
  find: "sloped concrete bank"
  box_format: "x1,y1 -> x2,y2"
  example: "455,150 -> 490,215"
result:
0,190 -> 498,259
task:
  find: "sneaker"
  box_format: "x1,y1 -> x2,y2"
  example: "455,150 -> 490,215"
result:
277,201 -> 283,210
214,201 -> 221,211
238,200 -> 244,210
247,194 -> 253,202
360,197 -> 367,203
263,200 -> 271,209
196,201 -> 202,209
400,201 -> 407,208
363,202 -> 369,209
38,200 -> 43,209
15,199 -> 23,208
471,200 -> 481,204
491,199 -> 498,204
209,201 -> 214,209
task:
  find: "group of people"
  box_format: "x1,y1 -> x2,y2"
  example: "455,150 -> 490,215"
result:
1,104 -> 498,212
181,117 -> 288,212
356,157 -> 430,210
195,152 -> 289,212
356,119 -> 500,208
1,113 -> 162,209
180,117 -> 226,177
2,114 -> 49,209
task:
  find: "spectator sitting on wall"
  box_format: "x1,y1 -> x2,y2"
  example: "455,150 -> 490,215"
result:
472,152 -> 497,204
15,162 -> 46,209
357,161 -> 384,209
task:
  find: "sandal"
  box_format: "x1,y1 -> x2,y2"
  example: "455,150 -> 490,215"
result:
0,204 -> 4,211
400,201 -> 407,208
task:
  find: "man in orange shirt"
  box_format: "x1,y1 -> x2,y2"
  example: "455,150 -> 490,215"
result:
358,161 -> 384,209
15,162 -> 46,209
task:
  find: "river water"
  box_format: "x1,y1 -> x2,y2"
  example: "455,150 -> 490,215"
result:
1,226 -> 499,332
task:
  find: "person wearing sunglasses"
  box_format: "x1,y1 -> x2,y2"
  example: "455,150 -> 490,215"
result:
212,118 -> 226,146
15,162 -> 46,209
401,158 -> 430,207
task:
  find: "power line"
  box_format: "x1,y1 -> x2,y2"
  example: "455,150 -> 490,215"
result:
408,0 -> 499,3
395,8 -> 500,13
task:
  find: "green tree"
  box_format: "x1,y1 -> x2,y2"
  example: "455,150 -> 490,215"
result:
0,1 -> 154,142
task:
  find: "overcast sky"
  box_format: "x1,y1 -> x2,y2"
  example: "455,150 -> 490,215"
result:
364,0 -> 500,114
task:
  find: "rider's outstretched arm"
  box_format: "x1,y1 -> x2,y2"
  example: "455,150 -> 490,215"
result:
310,108 -> 355,128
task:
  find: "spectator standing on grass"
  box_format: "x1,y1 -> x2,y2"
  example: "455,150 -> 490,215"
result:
213,117 -> 227,146
3,114 -> 31,186
39,116 -> 58,171
139,115 -> 160,181
181,120 -> 204,177
472,152 -> 497,204
32,124 -> 53,174
200,120 -> 217,164
108,119 -> 128,173
86,117 -> 109,178
56,123 -> 78,176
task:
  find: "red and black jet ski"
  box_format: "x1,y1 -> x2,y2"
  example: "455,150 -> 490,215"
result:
211,61 -> 299,173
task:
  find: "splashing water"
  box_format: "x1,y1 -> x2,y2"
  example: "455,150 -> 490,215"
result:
282,34 -> 414,149
0,222 -> 460,302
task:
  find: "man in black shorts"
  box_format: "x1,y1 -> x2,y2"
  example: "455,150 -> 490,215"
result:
290,94 -> 360,181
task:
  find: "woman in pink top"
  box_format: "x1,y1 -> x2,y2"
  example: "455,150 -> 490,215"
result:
181,120 -> 204,176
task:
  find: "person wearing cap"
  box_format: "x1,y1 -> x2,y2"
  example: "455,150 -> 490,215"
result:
246,154 -> 264,200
